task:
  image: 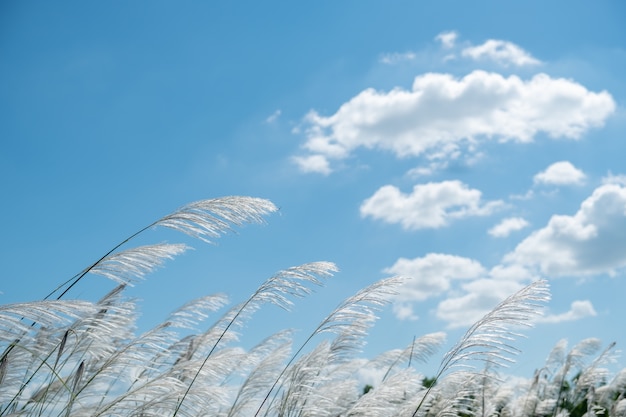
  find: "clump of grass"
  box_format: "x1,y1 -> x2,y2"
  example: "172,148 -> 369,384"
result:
0,195 -> 623,416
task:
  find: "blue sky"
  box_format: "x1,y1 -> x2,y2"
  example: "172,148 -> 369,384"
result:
2,1 -> 626,379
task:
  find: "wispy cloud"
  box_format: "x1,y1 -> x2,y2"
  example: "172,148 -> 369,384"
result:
602,172 -> 626,186
435,31 -> 458,49
534,161 -> 587,186
293,70 -> 614,174
489,217 -> 530,238
537,300 -> 598,324
505,183 -> 626,277
462,39 -> 541,67
379,51 -> 417,65
265,109 -> 281,124
360,180 -> 503,230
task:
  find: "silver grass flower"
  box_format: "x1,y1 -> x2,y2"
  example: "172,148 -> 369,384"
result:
89,243 -> 189,285
46,196 -> 276,301
377,332 -> 447,382
155,196 -> 278,243
166,293 -> 230,330
173,262 -> 337,417
550,337 -> 602,416
349,369 -> 424,417
411,279 -> 550,417
438,279 -> 550,373
577,341 -> 617,392
255,276 -> 405,417
227,332 -> 293,417
597,367 -> 626,410
313,276 -> 406,344
274,340 -> 334,417
0,300 -> 99,340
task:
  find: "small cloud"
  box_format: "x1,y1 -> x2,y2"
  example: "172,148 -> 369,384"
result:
405,160 -> 449,178
265,109 -> 281,124
510,190 -> 535,201
537,300 -> 597,324
435,31 -> 458,49
291,154 -> 332,175
462,39 -> 541,66
360,180 -> 503,230
379,51 -> 417,65
534,161 -> 587,186
489,217 -> 530,238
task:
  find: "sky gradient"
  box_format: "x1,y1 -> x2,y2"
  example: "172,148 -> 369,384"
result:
2,1 -> 626,379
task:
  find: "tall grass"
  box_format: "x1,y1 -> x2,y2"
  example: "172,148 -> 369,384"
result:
0,196 -> 623,416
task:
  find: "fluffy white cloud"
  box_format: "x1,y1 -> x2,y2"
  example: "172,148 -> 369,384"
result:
435,279 -> 525,328
294,70 -> 615,174
488,217 -> 530,237
291,154 -> 332,175
462,39 -> 541,66
360,180 -> 503,230
505,184 -> 626,277
534,161 -> 587,186
537,300 -> 597,324
385,253 -> 486,320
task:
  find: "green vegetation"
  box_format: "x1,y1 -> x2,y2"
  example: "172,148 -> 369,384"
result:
1,196 -> 624,416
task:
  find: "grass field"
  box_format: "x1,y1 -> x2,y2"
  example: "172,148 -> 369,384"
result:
1,196 -> 624,417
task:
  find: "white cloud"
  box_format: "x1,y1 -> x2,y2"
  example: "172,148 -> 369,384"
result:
385,253 -> 486,320
294,70 -> 615,174
435,279 -> 525,328
537,300 -> 597,324
385,250 -> 596,328
462,39 -> 541,66
436,31 -> 458,49
291,154 -> 332,175
265,109 -> 281,124
534,161 -> 587,186
489,217 -> 530,237
380,51 -> 417,65
360,180 -> 503,230
489,264 -> 537,281
505,184 -> 626,277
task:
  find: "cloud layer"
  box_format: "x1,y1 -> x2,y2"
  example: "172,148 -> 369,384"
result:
385,184 -> 625,327
291,33 -> 618,331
